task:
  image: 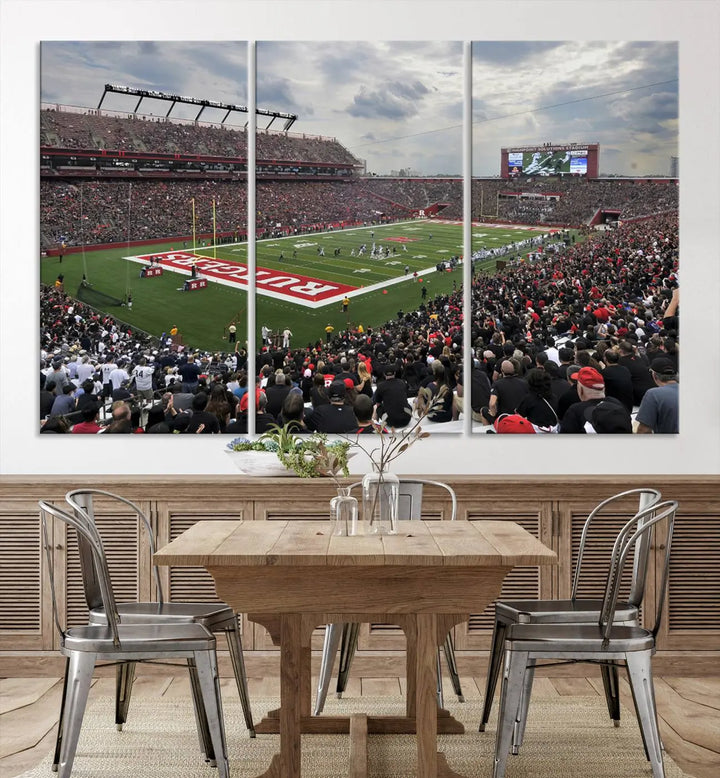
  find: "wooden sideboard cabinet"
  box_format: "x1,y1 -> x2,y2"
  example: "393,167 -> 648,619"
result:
1,475 -> 718,675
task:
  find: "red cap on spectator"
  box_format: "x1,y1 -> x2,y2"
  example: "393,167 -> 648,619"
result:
570,366 -> 605,389
240,387 -> 264,412
494,414 -> 536,434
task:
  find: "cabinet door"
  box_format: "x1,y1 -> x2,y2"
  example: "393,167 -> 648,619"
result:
0,503 -> 53,650
562,496 -> 643,601
452,506 -> 552,650
653,508 -> 720,651
59,497 -> 153,648
251,501 -> 337,651
352,489 -> 457,654
253,498 -> 335,523
157,500 -> 254,645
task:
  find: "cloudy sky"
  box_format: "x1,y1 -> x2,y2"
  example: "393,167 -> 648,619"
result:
40,39 -> 676,177
472,41 -> 678,177
41,42 -> 249,125
40,40 -> 463,176
257,41 -> 463,175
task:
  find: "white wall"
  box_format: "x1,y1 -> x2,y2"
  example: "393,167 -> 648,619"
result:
1,1 -> 718,476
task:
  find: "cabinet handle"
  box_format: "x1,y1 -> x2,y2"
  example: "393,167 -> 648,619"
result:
55,544 -> 63,550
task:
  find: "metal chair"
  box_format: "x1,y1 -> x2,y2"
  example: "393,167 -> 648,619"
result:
61,488 -> 253,761
480,487 -> 662,733
314,478 -> 462,715
39,500 -> 230,778
493,499 -> 677,778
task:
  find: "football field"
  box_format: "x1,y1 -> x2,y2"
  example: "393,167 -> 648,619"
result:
41,220 -> 548,352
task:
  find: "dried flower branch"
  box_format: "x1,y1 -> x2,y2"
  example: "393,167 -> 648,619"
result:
344,392 -> 443,472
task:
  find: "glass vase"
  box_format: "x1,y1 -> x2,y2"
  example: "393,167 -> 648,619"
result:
330,486 -> 359,536
362,469 -> 399,535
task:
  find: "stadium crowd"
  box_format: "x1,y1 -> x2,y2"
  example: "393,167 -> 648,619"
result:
470,178 -> 678,225
41,179 -> 250,247
40,212 -> 679,435
41,176 -> 677,251
41,108 -> 357,165
40,179 -> 414,249
41,107 -> 677,254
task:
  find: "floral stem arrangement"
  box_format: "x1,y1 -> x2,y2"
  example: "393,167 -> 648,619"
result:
346,396 -> 436,472
343,394 -> 438,534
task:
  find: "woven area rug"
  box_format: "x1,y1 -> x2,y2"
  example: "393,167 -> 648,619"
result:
18,694 -> 690,778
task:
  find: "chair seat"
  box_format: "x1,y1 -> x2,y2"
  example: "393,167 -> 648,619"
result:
497,598 -> 638,624
506,623 -> 655,653
89,601 -> 236,628
63,622 -> 216,653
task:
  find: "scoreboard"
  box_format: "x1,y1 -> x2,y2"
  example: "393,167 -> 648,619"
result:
501,143 -> 599,179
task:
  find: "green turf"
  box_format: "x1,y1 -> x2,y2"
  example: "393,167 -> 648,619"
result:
41,220 -> 551,352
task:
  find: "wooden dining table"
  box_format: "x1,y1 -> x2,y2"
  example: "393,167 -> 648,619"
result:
154,519 -> 557,778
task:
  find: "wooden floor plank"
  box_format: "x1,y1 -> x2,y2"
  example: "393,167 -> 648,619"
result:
247,676 -> 280,698
360,678 -> 402,697
0,678 -> 61,715
0,721 -> 58,777
0,682 -> 66,759
653,678 -> 720,754
586,676 -> 606,697
342,676 -> 362,698
617,678 -> 720,778
162,675 -> 192,698
551,677 -> 599,696
126,676 -> 174,698
1,675 -> 718,778
455,676 -> 480,700
525,677 -> 561,698
663,678 -> 720,710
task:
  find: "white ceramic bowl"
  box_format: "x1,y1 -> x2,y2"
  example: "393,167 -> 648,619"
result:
225,450 -> 295,476
225,448 -> 356,477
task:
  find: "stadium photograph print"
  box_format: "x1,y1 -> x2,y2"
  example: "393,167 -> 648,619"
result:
470,41 -> 678,435
39,39 -> 678,438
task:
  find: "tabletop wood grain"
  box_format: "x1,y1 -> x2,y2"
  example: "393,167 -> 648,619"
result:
154,519 -> 557,568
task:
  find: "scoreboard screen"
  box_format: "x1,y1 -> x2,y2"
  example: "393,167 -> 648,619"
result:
508,149 -> 587,176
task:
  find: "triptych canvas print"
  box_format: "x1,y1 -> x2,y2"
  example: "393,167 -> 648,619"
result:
39,41 -> 679,436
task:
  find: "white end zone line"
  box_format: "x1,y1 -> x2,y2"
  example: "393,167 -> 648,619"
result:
122,253 -> 450,309
332,264 -> 451,306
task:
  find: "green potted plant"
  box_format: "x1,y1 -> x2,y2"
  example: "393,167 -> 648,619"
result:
226,423 -> 353,478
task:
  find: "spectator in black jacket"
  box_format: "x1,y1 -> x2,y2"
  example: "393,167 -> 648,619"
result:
601,349 -> 634,412
306,381 -> 358,433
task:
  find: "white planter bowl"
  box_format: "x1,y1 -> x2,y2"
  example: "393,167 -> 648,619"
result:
225,448 -> 357,477
225,450 -> 295,477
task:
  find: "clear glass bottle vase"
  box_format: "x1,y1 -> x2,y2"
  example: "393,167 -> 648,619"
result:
362,468 -> 399,535
330,486 -> 359,536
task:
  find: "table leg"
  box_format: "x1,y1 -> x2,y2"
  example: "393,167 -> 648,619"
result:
416,612 -> 438,777
255,613 -> 307,778
281,613 -> 302,777
414,613 -> 468,778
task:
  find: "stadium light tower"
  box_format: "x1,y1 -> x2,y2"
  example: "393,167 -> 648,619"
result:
97,84 -> 297,130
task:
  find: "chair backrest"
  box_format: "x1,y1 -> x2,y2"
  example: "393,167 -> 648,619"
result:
572,488 -> 662,606
38,500 -> 122,647
66,489 -> 165,607
349,478 -> 457,521
600,499 -> 677,640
